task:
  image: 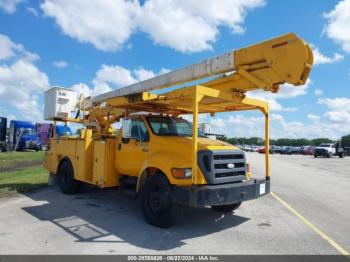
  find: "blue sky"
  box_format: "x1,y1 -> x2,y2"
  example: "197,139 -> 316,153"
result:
0,0 -> 349,139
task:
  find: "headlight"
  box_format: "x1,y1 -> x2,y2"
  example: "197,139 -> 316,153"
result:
171,168 -> 192,179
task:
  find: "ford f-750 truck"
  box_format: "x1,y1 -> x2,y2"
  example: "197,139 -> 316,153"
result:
43,33 -> 313,227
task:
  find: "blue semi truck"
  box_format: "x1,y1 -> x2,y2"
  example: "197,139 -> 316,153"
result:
0,118 -> 73,152
7,120 -> 41,151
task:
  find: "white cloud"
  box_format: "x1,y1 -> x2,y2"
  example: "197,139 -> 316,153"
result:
41,0 -> 139,51
0,0 -> 24,14
53,60 -> 68,68
40,0 -> 264,53
0,34 -> 39,61
137,0 -> 265,52
247,79 -> 312,112
134,67 -> 156,82
0,60 -> 49,121
210,118 -> 226,128
26,7 -> 39,17
0,35 -> 49,122
72,64 -> 168,97
93,65 -> 136,89
70,83 -> 93,100
314,88 -> 324,96
318,97 -> 350,111
207,111 -> 347,139
312,47 -> 344,65
318,97 -> 350,124
323,0 -> 350,53
307,114 -> 320,122
269,113 -> 339,139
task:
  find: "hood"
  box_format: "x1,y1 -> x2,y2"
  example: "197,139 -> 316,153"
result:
315,147 -> 329,150
154,136 -> 237,151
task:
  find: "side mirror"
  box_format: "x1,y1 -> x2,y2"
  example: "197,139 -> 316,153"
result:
122,118 -> 131,139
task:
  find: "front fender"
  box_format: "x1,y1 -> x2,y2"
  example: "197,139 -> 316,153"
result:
141,150 -> 207,186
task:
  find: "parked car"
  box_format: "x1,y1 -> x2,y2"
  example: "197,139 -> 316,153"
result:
258,146 -> 265,154
280,146 -> 293,155
270,146 -> 282,154
251,145 -> 259,152
290,146 -> 303,154
314,143 -> 343,158
303,146 -> 315,155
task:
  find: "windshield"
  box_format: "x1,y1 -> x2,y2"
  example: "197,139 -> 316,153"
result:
22,128 -> 35,136
320,144 -> 331,147
146,116 -> 205,137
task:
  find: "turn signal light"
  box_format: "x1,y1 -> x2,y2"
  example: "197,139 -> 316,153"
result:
171,168 -> 192,179
246,162 -> 250,173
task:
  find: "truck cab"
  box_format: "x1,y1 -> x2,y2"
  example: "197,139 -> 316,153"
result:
314,143 -> 336,158
314,143 -> 344,158
8,120 -> 41,151
116,115 -> 250,186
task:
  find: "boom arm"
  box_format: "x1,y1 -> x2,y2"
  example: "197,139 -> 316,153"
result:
88,32 -> 313,106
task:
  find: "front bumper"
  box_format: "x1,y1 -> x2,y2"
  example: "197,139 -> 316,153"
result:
314,149 -> 329,156
172,179 -> 270,207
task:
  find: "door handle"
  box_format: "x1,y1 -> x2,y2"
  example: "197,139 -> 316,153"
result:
142,148 -> 149,152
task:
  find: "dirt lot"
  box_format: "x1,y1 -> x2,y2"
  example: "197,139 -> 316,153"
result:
0,153 -> 349,254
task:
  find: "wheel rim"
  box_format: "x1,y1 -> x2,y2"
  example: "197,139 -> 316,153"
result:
148,188 -> 170,215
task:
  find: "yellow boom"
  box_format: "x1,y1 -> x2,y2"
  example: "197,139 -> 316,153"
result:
85,32 -> 312,107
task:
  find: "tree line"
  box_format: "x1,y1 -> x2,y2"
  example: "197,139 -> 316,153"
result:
220,134 -> 350,147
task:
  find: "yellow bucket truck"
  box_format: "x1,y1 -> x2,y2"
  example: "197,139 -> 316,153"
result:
43,33 -> 313,227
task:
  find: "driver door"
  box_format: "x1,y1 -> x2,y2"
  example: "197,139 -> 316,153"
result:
116,118 -> 150,176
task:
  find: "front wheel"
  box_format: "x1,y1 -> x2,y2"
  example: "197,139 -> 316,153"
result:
211,202 -> 242,212
140,173 -> 179,228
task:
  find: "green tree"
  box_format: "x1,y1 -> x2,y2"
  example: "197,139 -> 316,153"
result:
310,138 -> 334,146
340,134 -> 350,147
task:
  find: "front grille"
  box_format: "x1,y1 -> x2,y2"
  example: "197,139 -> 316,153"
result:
216,171 -> 245,178
214,162 -> 245,169
198,150 -> 246,184
213,154 -> 244,160
315,148 -> 326,155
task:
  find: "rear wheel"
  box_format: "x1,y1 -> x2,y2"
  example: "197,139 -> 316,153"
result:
140,173 -> 179,228
57,159 -> 80,194
211,202 -> 242,212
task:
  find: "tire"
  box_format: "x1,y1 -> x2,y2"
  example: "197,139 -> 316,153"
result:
57,159 -> 80,194
140,173 -> 179,228
314,155 -> 317,158
211,202 -> 242,212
